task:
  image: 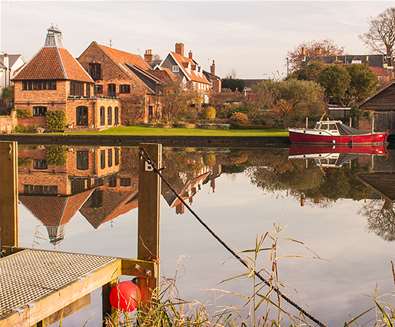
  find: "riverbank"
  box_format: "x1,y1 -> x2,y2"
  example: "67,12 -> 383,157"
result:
0,127 -> 290,147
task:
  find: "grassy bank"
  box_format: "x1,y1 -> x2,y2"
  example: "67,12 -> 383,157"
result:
68,126 -> 288,137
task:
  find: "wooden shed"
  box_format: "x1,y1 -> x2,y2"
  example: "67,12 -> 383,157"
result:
359,81 -> 395,135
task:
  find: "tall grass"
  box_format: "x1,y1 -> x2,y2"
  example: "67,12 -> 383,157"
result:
105,226 -> 394,326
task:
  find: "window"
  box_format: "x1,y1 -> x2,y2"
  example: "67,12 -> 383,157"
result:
115,148 -> 120,165
107,106 -> 113,125
76,151 -> 89,170
108,148 -> 113,167
108,176 -> 117,187
119,84 -> 130,93
24,184 -> 57,195
172,65 -> 179,73
22,80 -> 56,91
33,159 -> 48,170
76,106 -> 88,126
114,107 -> 119,125
33,106 -> 47,117
100,106 -> 105,126
86,83 -> 91,98
88,63 -> 102,81
120,178 -> 131,187
95,85 -> 103,94
108,84 -> 116,97
148,106 -> 154,120
100,150 -> 106,169
70,81 -> 84,96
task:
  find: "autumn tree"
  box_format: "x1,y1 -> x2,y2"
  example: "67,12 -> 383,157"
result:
287,40 -> 344,71
361,7 -> 395,66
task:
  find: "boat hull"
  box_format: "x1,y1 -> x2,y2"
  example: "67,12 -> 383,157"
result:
289,130 -> 388,145
289,144 -> 387,156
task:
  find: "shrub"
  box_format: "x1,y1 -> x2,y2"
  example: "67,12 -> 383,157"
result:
46,145 -> 67,166
203,106 -> 216,121
230,112 -> 249,125
16,109 -> 32,119
46,111 -> 66,132
14,125 -> 37,133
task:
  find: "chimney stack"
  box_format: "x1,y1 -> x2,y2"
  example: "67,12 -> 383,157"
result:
175,43 -> 184,56
210,60 -> 216,75
144,49 -> 153,64
188,50 -> 193,59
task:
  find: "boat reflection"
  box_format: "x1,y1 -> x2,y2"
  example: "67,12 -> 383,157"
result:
288,144 -> 387,168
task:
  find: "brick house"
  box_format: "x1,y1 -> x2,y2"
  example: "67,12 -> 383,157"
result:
203,60 -> 222,93
159,43 -> 211,103
78,42 -> 164,123
12,26 -> 120,131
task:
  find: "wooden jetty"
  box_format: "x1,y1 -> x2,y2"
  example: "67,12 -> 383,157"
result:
0,142 -> 161,326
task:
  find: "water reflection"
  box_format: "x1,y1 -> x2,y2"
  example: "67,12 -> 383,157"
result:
17,144 -> 395,244
14,144 -> 395,325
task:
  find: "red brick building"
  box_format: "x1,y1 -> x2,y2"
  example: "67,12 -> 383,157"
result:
13,26 -> 120,131
78,42 -> 164,123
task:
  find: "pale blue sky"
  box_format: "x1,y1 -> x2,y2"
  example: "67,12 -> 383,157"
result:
0,1 -> 393,78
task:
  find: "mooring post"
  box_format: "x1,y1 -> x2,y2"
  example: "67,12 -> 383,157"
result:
137,143 -> 162,304
0,141 -> 18,253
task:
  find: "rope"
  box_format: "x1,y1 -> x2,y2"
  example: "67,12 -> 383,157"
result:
139,148 -> 326,327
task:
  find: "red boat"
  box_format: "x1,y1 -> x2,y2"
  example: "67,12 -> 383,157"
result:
289,144 -> 388,156
289,120 -> 388,145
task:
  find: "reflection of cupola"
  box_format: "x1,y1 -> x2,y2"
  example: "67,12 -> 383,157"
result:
44,25 -> 64,48
46,225 -> 65,246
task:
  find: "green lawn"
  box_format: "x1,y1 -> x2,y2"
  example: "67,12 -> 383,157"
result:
68,126 -> 288,137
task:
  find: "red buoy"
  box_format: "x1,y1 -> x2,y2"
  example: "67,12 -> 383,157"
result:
109,281 -> 141,312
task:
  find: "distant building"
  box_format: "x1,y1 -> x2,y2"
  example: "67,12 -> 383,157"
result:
307,54 -> 394,84
0,52 -> 25,94
12,26 -> 120,131
78,42 -> 165,123
159,43 -> 211,103
203,60 -> 221,94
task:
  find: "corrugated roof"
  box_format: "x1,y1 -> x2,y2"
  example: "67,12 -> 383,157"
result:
13,47 -> 93,82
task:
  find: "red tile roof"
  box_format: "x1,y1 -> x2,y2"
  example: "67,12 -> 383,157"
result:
170,52 -> 210,85
152,68 -> 178,84
20,189 -> 93,227
96,43 -> 151,71
13,47 -> 93,82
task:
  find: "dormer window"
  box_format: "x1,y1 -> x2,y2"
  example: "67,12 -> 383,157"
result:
172,65 -> 179,73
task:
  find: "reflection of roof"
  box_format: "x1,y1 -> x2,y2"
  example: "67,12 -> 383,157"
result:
20,190 -> 93,226
163,172 -> 211,208
14,47 -> 93,82
80,189 -> 138,229
170,52 -> 210,84
358,173 -> 395,201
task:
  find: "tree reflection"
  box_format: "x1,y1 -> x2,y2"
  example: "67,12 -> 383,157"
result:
361,199 -> 395,241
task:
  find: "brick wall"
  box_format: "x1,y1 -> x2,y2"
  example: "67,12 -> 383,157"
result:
0,111 -> 17,133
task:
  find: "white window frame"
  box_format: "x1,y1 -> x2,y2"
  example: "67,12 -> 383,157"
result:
172,65 -> 180,73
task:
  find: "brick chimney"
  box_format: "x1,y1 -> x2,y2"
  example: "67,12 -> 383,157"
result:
210,60 -> 216,75
188,50 -> 193,59
175,43 -> 184,56
144,49 -> 153,64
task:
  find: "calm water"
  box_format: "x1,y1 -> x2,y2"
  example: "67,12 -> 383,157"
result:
15,144 -> 395,326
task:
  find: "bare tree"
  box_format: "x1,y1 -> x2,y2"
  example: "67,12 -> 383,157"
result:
361,7 -> 395,66
287,40 -> 344,71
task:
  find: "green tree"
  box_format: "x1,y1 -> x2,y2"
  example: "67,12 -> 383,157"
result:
221,78 -> 245,92
345,64 -> 378,105
290,61 -> 325,82
318,65 -> 351,105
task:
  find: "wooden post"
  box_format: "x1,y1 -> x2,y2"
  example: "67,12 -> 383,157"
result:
102,279 -> 117,327
371,112 -> 375,133
137,143 -> 162,304
0,141 -> 18,252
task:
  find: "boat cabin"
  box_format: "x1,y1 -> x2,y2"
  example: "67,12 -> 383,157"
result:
314,121 -> 342,135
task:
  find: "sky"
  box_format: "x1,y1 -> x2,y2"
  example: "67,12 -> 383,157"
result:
0,1 -> 393,78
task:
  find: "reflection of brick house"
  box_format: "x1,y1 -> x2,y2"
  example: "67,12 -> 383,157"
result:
18,145 -> 122,244
78,42 -> 164,123
12,26 -> 120,131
